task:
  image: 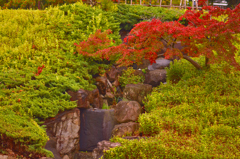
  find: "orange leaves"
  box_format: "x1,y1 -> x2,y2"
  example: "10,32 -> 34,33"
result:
35,65 -> 45,76
74,29 -> 112,59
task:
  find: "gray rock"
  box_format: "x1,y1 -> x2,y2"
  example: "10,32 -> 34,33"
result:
79,109 -> 118,151
112,122 -> 139,137
44,108 -> 80,156
114,101 -> 142,123
144,69 -> 167,87
92,140 -> 121,159
148,58 -> 171,71
123,83 -> 152,105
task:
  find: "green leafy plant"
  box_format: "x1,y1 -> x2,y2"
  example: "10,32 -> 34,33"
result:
119,67 -> 145,87
102,103 -> 110,109
111,4 -> 184,30
98,0 -> 117,12
0,3 -> 122,157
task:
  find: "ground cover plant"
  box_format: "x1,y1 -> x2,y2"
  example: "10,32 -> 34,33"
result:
105,54 -> 240,158
119,67 -> 145,87
0,2 -> 122,157
101,3 -> 240,158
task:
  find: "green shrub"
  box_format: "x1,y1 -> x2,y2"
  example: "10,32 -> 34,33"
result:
98,0 -> 118,12
104,53 -> 240,158
144,56 -> 240,112
105,134 -> 212,159
111,4 -> 185,30
119,67 -> 145,87
102,103 -> 110,109
0,107 -> 53,157
0,3 -> 122,157
105,101 -> 240,158
105,126 -> 240,158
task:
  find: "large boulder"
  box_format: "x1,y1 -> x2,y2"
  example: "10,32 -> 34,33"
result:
114,101 -> 142,123
123,84 -> 152,105
79,109 -> 118,151
92,141 -> 121,159
44,108 -> 80,157
144,69 -> 167,87
148,58 -> 171,71
112,122 -> 139,137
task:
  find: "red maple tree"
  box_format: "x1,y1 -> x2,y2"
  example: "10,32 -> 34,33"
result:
75,4 -> 240,71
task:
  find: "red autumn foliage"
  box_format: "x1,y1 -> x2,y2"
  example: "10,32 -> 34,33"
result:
75,4 -> 240,70
74,29 -> 113,59
35,65 -> 45,76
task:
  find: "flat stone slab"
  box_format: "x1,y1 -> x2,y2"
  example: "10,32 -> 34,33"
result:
79,109 -> 118,151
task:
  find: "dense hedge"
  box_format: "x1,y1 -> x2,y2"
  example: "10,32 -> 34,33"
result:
0,3 -> 121,157
112,4 -> 185,30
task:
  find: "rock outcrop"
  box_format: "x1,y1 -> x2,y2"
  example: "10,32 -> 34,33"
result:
123,83 -> 152,105
112,122 -> 139,137
144,69 -> 167,87
44,108 -> 80,158
114,101 -> 142,123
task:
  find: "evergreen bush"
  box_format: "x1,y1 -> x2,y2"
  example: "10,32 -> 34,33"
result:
104,57 -> 240,158
0,3 -> 121,157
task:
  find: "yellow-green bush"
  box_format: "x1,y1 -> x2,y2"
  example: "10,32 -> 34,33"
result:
105,49 -> 240,158
119,67 -> 145,87
0,3 -> 122,157
105,125 -> 240,158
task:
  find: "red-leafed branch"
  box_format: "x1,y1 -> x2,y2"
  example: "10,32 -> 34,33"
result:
74,4 -> 240,71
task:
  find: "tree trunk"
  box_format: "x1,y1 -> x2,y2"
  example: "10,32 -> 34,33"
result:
205,56 -> 210,68
183,55 -> 202,70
